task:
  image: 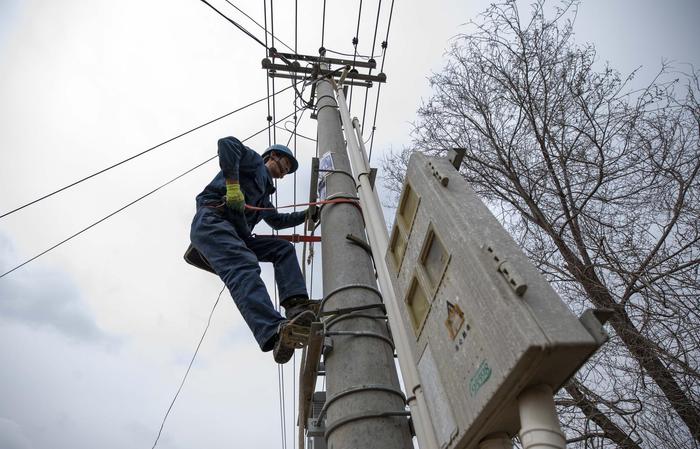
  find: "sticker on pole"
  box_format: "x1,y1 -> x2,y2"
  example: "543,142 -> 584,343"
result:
317,152 -> 335,200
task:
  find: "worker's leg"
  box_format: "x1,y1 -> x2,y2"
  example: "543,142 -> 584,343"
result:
190,208 -> 284,351
245,236 -> 308,304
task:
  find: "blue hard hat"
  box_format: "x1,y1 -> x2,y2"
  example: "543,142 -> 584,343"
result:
262,144 -> 299,174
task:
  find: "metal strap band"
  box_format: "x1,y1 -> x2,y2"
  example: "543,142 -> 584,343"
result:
324,330 -> 395,350
314,384 -> 407,424
324,410 -> 411,440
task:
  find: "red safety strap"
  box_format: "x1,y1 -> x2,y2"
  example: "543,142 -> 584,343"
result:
255,234 -> 322,243
244,198 -> 359,211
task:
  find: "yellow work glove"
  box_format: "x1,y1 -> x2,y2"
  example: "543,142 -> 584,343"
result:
225,181 -> 245,212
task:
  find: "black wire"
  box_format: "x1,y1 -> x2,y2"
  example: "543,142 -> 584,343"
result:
270,0 -> 277,52
293,0 -> 299,238
285,109 -> 306,146
222,0 -> 294,52
0,86 -> 293,220
199,0 -> 267,48
271,0 -> 278,144
264,0 -> 273,147
361,0 -> 382,129
348,0 -> 363,112
0,110 -> 298,280
279,363 -> 287,449
151,285 -> 225,449
321,0 -> 327,47
368,0 -> 395,162
292,9 -> 299,447
324,48 -> 374,59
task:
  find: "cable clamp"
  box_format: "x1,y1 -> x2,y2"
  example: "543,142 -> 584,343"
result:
314,384 -> 407,425
319,284 -> 383,315
323,330 -> 395,350
324,410 -> 411,440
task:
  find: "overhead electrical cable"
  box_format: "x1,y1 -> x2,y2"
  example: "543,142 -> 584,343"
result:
268,4 -> 289,448
361,0 -> 383,129
292,0 -> 299,235
278,125 -> 315,143
222,0 -> 295,52
348,0 -> 364,112
324,48 -> 373,59
270,0 -> 278,144
264,0 -> 273,146
199,0 -> 267,48
368,0 -> 395,162
151,285 -> 225,449
0,86 -> 294,220
321,0 -> 327,47
0,110 -> 297,280
293,3 -> 299,441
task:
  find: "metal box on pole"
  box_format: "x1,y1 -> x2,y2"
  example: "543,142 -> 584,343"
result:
386,152 -> 604,449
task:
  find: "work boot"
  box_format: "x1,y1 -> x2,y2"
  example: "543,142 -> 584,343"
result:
281,296 -> 321,320
273,310 -> 315,364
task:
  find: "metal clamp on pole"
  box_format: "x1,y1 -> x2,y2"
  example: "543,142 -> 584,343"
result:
324,410 -> 412,440
313,384 -> 407,426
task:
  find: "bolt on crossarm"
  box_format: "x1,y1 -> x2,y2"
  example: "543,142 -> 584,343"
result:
315,65 -> 414,449
333,75 -> 439,449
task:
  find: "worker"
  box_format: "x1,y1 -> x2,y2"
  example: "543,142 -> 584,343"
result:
190,136 -> 317,364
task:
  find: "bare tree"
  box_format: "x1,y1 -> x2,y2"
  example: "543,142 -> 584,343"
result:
383,1 -> 700,448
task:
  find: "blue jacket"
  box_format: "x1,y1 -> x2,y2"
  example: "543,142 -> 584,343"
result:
196,136 -> 306,230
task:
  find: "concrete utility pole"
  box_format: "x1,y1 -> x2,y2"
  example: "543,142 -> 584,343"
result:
315,68 -> 413,449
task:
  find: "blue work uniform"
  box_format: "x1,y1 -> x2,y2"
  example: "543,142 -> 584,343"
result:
190,136 -> 308,351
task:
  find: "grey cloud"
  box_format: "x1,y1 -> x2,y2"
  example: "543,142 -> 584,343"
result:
0,418 -> 33,449
0,233 -> 117,346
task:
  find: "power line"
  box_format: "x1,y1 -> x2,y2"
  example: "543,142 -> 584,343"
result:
360,0 -> 383,128
199,0 -> 267,48
0,110 -> 297,280
321,0 -> 327,47
348,0 -> 364,111
222,0 -> 295,52
151,285 -> 225,449
324,47 -> 374,59
264,0 -> 273,147
0,86 -> 294,220
368,0 -> 395,162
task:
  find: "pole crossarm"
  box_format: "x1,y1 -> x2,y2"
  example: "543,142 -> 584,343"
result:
269,48 -> 377,69
269,72 -> 375,88
262,59 -> 386,84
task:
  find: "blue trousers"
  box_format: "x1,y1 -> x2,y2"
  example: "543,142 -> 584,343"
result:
190,207 -> 309,351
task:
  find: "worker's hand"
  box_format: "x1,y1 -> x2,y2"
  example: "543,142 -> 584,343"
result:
305,207 -> 319,223
225,181 -> 245,212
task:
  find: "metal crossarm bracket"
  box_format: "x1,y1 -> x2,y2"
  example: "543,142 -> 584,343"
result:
268,48 -> 377,69
270,71 -> 374,88
261,59 -> 386,84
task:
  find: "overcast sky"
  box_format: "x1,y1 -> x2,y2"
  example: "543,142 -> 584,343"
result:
0,1 -> 698,448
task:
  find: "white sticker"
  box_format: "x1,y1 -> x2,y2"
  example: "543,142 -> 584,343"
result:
317,153 -> 335,200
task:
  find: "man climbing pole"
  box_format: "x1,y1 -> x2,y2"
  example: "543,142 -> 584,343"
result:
189,136 -> 317,364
